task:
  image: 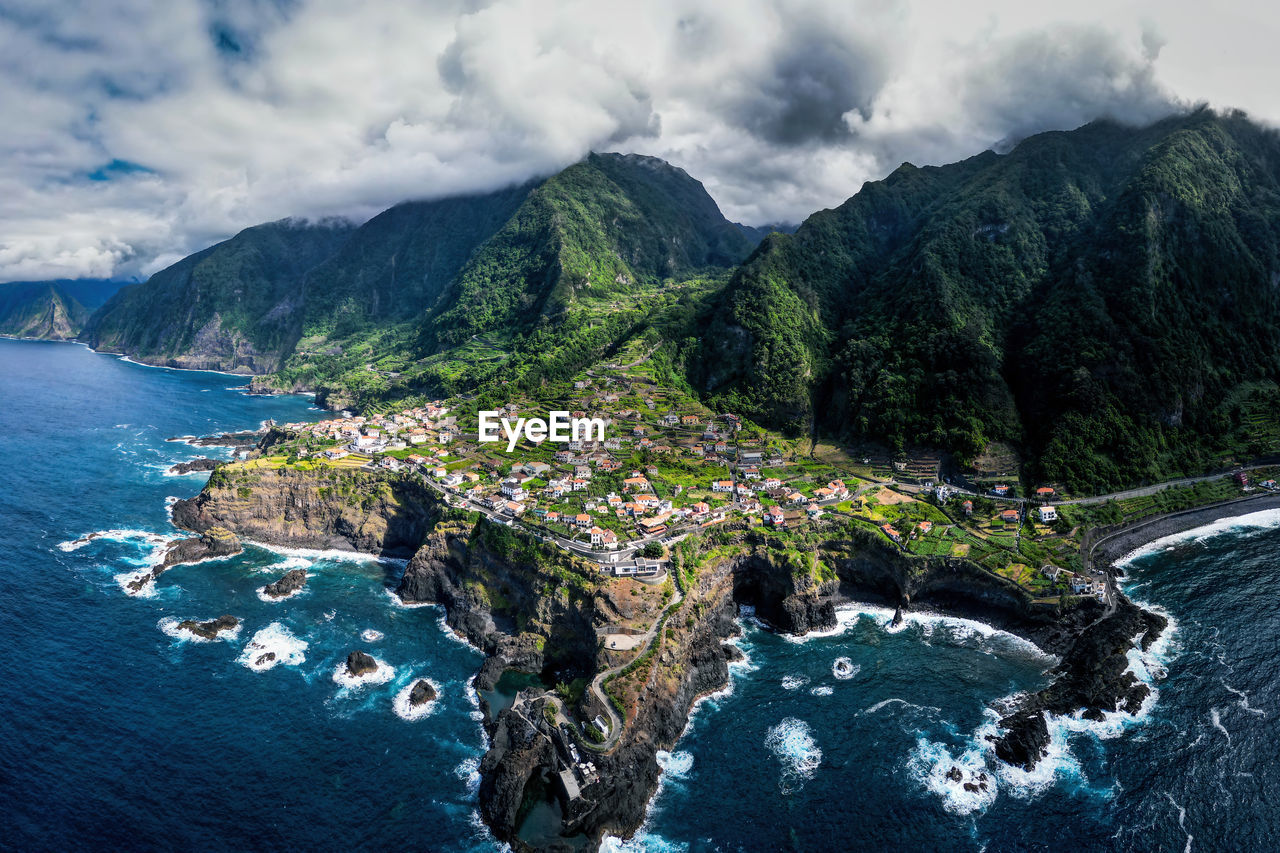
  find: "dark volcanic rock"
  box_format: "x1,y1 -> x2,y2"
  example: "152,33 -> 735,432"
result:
991,708 -> 1051,769
255,652 -> 276,666
345,650 -> 378,678
159,526 -> 243,570
263,568 -> 308,599
126,527 -> 242,593
409,679 -> 438,707
188,431 -> 262,449
990,596 -> 1167,770
167,457 -> 221,475
177,614 -> 240,640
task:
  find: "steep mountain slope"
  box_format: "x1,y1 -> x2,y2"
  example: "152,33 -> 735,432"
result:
693,110 -> 1280,490
427,153 -> 757,347
0,282 -> 89,340
83,151 -> 759,402
84,220 -> 357,372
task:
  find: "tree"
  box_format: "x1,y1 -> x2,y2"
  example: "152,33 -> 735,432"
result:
641,541 -> 664,559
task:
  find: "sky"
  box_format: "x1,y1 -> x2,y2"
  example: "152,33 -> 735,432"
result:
1,0 -> 1277,282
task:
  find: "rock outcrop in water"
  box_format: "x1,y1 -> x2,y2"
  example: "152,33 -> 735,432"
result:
408,680 -> 437,706
168,431 -> 263,449
263,568 -> 308,599
126,527 -> 243,593
345,651 -> 378,678
177,614 -> 240,640
167,457 -> 221,475
990,596 -> 1167,770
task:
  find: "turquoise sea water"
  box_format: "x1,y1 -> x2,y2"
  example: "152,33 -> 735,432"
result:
2,337 -> 1276,851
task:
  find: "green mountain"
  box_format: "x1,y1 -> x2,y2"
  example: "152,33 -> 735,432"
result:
84,152 -> 759,403
692,109 -> 1280,490
0,282 -> 90,340
84,220 -> 357,372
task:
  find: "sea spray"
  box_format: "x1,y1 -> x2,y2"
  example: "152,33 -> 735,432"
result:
764,717 -> 822,794
238,623 -> 308,671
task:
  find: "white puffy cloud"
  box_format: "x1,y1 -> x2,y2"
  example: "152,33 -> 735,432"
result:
0,0 -> 1271,281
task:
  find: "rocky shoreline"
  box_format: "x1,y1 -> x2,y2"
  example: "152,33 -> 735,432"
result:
165,445 -> 1205,851
167,457 -> 221,475
1090,491 -> 1280,570
126,527 -> 243,593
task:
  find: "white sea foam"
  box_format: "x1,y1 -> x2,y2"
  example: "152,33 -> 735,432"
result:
361,629 -> 385,643
764,717 -> 822,794
656,750 -> 694,780
238,623 -> 308,671
250,540 -> 406,566
393,677 -> 442,720
789,602 -> 1054,662
1167,793 -> 1194,853
810,685 -> 834,696
906,734 -> 1000,815
465,680 -> 486,724
1223,682 -> 1266,717
831,657 -> 860,680
864,697 -> 942,716
454,757 -> 481,795
332,656 -> 395,689
116,354 -> 244,376
382,587 -> 437,609
255,556 -> 311,575
58,528 -> 167,552
1115,507 -> 1280,566
158,616 -> 241,643
600,834 -> 690,853
1209,708 -> 1232,745
115,569 -> 158,598
781,675 -> 808,691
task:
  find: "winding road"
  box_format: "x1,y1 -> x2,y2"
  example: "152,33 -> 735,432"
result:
585,575 -> 685,751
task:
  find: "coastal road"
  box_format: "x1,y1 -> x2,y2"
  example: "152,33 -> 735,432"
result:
1053,465 -> 1276,506
914,463 -> 1276,509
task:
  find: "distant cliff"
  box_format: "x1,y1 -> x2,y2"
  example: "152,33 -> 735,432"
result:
0,282 -> 89,340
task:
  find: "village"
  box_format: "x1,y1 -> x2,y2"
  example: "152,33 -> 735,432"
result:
251,339 -> 1207,607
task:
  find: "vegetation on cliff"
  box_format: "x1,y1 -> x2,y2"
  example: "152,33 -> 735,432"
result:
693,109 -> 1280,490
0,282 -> 91,340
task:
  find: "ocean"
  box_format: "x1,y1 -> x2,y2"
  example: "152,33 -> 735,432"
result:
2,337 -> 1276,852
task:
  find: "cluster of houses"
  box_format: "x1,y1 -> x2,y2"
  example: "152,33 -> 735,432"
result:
281,402 -> 457,460
879,518 -> 934,544
1041,564 -> 1108,601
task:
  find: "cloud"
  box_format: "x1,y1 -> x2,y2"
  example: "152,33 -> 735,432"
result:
0,0 -> 1248,281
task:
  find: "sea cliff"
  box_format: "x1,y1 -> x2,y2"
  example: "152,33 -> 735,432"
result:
169,446 -> 1169,850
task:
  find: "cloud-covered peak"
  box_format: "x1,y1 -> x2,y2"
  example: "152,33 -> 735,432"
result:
1,0 -> 1259,281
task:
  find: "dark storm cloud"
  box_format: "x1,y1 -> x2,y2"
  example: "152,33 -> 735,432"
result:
724,25 -> 890,146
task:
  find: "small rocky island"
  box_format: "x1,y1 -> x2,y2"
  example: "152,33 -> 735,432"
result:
262,568 -> 307,599
345,651 -> 378,678
177,614 -> 240,640
408,679 -> 438,707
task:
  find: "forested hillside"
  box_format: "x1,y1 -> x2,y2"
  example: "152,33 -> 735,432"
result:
692,110 -> 1280,490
